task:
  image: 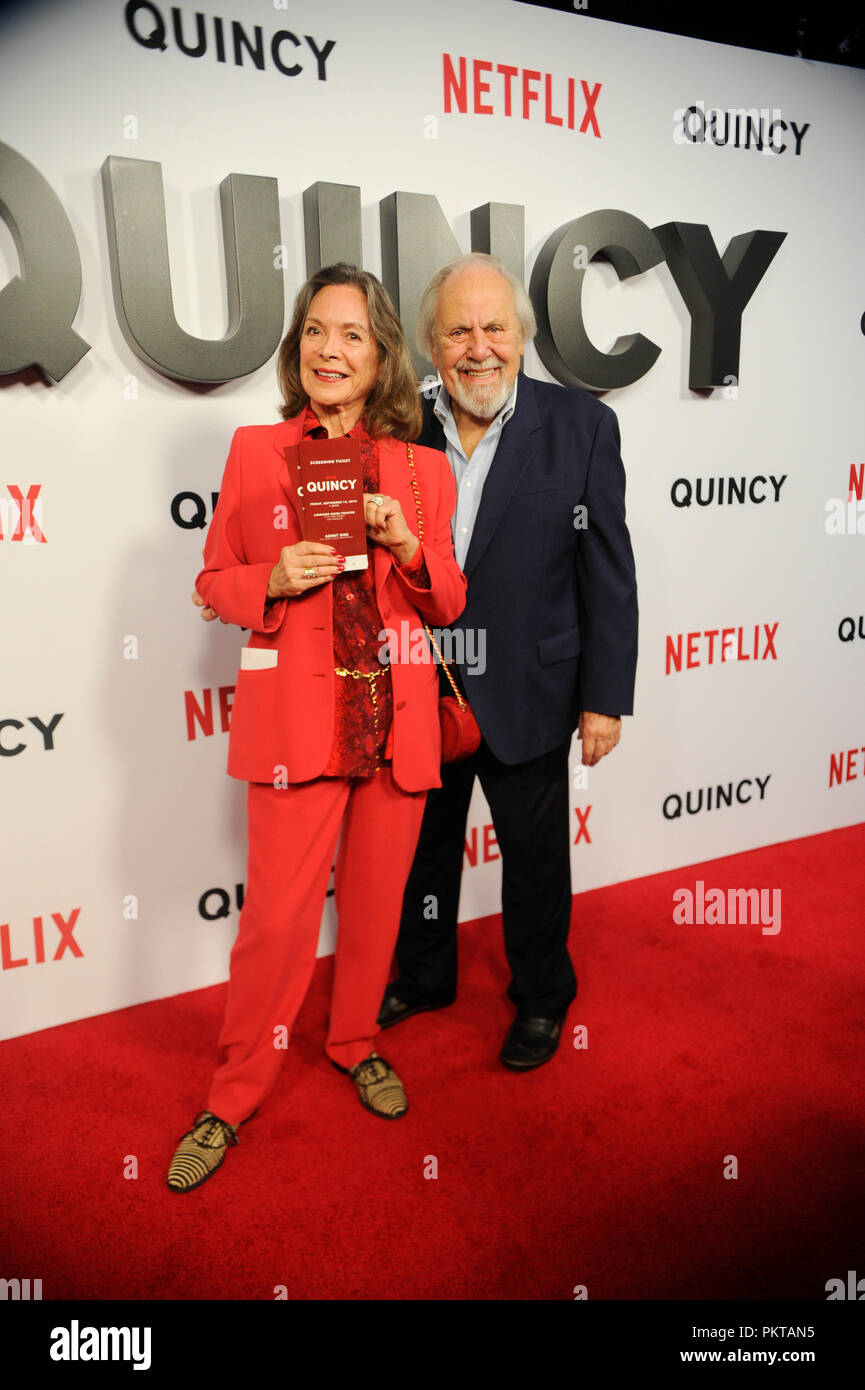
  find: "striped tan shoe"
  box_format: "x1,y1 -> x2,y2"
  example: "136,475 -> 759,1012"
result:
166,1111 -> 239,1193
347,1053 -> 408,1119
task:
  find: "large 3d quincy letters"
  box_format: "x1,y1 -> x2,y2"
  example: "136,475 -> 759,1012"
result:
0,142 -> 786,391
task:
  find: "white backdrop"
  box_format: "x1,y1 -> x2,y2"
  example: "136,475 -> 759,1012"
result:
1,0 -> 863,1040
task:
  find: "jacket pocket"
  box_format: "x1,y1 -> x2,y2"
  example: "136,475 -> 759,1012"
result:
515,479 -> 564,496
240,646 -> 278,671
537,626 -> 581,666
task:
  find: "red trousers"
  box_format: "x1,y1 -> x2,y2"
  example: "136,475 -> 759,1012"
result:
206,768 -> 427,1126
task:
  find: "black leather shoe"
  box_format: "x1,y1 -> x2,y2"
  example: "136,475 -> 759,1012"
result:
500,1014 -> 567,1071
376,992 -> 453,1030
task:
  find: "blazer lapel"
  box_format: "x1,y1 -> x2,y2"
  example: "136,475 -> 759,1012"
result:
273,416 -> 305,507
462,372 -> 541,580
418,397 -> 446,451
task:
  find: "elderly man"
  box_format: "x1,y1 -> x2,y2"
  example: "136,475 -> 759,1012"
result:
376,252 -> 638,1070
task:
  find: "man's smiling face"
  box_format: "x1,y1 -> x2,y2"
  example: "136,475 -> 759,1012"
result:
431,266 -> 524,424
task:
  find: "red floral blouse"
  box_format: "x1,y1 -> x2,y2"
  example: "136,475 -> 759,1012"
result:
299,408 -> 430,777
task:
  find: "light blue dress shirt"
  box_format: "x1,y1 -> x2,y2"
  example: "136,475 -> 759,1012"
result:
433,378 -> 518,569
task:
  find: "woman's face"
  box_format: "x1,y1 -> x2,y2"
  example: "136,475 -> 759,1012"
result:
299,284 -> 381,416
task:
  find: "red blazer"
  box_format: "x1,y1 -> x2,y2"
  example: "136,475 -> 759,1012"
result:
196,416 -> 467,792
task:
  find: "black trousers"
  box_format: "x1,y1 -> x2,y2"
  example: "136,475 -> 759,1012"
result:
391,737 -> 577,1019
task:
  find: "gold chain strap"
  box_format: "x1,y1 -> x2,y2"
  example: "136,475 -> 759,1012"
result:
334,666 -> 384,767
406,442 -> 467,712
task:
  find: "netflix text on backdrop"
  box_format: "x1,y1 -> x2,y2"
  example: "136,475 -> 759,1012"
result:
464,823 -> 501,865
1,910 -> 83,971
665,623 -> 778,673
185,687 -> 234,740
574,806 -> 592,844
828,746 -> 865,787
443,54 -> 602,136
0,486 -> 45,543
824,460 -> 864,533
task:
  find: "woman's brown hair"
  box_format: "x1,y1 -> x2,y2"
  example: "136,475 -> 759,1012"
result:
277,263 -> 422,441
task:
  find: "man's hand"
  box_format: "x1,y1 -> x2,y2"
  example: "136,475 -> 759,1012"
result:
578,711 -> 622,766
191,589 -> 222,623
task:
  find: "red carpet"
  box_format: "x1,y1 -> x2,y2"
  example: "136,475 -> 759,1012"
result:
2,824 -> 863,1301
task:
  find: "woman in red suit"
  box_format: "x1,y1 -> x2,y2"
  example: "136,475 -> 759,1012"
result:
167,263 -> 466,1193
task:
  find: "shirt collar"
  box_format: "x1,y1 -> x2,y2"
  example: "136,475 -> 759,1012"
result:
433,375 -> 518,434
301,404 -> 365,439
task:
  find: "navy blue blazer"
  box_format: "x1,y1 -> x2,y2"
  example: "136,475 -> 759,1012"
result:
419,371 -> 638,766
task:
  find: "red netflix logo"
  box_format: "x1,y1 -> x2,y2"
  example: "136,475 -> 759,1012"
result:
666,622 -> 778,673
0,485 -> 46,543
829,745 -> 865,787
185,687 -> 235,740
464,822 -> 499,866
443,55 -> 602,135
1,909 -> 82,970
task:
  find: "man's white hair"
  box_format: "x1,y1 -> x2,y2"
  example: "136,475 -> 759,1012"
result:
416,251 -> 537,358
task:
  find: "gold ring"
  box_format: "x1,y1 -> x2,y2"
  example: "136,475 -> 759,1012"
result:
302,566 -> 316,579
